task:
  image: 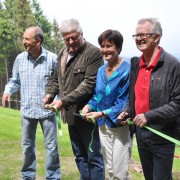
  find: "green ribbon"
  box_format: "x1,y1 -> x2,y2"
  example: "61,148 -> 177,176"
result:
78,111 -> 180,151
127,120 -> 180,146
79,110 -> 96,152
53,106 -> 63,137
45,105 -> 62,136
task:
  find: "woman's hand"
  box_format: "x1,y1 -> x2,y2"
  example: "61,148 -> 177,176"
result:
82,104 -> 91,114
85,112 -> 102,123
117,111 -> 130,126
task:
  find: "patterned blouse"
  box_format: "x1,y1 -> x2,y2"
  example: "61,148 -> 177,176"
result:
88,60 -> 130,128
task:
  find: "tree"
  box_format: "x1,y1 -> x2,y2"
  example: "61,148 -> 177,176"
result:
31,0 -> 64,53
12,0 -> 36,53
31,0 -> 53,51
51,18 -> 64,54
0,1 -> 14,104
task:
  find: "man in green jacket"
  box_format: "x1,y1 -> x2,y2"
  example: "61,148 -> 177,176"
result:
43,18 -> 105,180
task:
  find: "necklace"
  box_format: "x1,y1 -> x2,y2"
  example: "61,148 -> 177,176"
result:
107,59 -> 121,71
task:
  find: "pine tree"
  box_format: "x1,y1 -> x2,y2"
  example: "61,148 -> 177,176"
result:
31,0 -> 52,51
51,18 -> 64,54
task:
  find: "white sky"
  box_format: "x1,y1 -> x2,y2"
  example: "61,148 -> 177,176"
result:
38,0 -> 180,58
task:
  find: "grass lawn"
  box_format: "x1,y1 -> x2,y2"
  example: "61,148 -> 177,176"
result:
0,107 -> 179,179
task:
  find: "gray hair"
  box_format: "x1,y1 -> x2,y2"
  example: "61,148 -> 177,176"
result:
137,18 -> 162,44
34,26 -> 44,44
59,18 -> 83,35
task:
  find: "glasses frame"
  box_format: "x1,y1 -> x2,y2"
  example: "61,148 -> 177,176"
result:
132,33 -> 155,40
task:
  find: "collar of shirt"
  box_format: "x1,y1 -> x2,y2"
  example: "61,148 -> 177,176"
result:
27,46 -> 46,62
139,46 -> 162,70
66,40 -> 86,63
67,39 -> 85,56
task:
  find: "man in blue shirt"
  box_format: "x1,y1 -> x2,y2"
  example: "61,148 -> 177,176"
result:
2,26 -> 61,180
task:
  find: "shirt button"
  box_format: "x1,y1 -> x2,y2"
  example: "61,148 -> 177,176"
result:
78,69 -> 80,72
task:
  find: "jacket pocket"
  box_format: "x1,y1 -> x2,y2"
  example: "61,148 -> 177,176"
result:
73,65 -> 86,85
73,65 -> 86,74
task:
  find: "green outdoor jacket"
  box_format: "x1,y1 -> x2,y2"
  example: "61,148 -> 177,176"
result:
46,41 -> 104,125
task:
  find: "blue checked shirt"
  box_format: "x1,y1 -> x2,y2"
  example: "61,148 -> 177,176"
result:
4,47 -> 57,119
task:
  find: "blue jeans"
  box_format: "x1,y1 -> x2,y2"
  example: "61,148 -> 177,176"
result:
68,121 -> 105,180
21,115 -> 61,180
136,127 -> 175,180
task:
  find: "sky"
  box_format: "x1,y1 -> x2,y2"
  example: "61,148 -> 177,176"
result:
38,0 -> 180,58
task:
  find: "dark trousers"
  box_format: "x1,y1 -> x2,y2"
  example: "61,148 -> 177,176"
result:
68,121 -> 105,180
136,127 -> 175,180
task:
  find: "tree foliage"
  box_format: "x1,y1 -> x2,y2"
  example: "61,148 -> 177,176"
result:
31,0 -> 64,52
51,18 -> 64,54
13,0 -> 36,52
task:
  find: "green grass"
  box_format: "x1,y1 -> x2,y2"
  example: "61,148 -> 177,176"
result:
0,107 -> 79,180
0,107 -> 179,179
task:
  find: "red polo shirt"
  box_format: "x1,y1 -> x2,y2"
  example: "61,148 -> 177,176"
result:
135,47 -> 161,115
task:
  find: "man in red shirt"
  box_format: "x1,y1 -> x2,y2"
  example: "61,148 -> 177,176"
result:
118,18 -> 180,180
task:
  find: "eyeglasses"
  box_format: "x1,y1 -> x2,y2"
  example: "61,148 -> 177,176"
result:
63,34 -> 81,42
132,33 -> 155,39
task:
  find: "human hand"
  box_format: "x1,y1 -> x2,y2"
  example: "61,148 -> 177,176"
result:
117,111 -> 130,126
43,94 -> 53,107
133,114 -> 147,128
44,100 -> 63,112
85,112 -> 101,123
1,93 -> 11,107
82,105 -> 91,114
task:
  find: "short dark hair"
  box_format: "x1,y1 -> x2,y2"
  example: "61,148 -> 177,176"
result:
98,29 -> 123,53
